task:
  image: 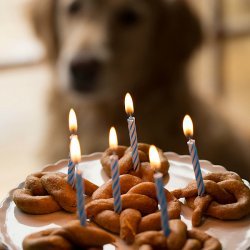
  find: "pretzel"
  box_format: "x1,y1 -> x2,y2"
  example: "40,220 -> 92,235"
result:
172,172 -> 250,226
22,220 -> 115,250
85,177 -> 181,244
135,219 -> 222,250
92,174 -> 142,199
101,143 -> 169,181
13,172 -> 98,214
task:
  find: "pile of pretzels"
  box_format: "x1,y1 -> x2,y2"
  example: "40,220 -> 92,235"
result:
101,143 -> 169,181
11,142 -> 250,249
86,174 -> 181,244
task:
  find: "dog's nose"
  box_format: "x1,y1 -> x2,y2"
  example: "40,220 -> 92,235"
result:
70,57 -> 101,92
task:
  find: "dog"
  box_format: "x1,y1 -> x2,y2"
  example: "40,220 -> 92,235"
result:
30,0 -> 249,179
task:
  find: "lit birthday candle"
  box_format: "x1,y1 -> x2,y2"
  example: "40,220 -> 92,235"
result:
149,145 -> 170,236
70,136 -> 86,226
125,93 -> 140,171
109,127 -> 122,213
67,108 -> 77,187
183,115 -> 205,196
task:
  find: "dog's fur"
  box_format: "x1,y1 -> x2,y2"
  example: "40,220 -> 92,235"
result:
31,0 -> 249,178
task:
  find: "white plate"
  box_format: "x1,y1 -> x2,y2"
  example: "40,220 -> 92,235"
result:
0,153 -> 249,250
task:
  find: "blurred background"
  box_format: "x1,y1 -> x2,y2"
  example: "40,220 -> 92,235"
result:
0,0 -> 249,199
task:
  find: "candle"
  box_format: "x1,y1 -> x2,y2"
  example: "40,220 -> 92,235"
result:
183,115 -> 205,196
75,170 -> 86,226
149,145 -> 170,236
70,136 -> 86,226
125,93 -> 140,171
109,127 -> 122,213
67,108 -> 78,187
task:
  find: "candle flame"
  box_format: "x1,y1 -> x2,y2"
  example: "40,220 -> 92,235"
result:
69,109 -> 77,134
125,93 -> 134,115
70,135 -> 81,164
149,145 -> 161,171
183,115 -> 193,138
109,126 -> 118,149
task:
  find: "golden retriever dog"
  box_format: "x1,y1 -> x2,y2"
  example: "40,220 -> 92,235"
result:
31,0 -> 249,179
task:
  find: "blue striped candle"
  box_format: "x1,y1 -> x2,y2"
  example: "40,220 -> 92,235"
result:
127,117 -> 140,171
76,169 -> 86,226
67,157 -> 75,187
154,172 -> 170,236
183,115 -> 205,197
67,109 -> 77,188
125,93 -> 140,171
187,139 -> 205,196
110,154 -> 122,213
109,127 -> 122,213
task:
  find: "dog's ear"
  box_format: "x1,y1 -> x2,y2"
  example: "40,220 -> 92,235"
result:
29,0 -> 58,61
168,0 -> 202,60
156,0 -> 202,64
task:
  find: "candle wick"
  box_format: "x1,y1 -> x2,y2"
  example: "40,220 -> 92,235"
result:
127,112 -> 133,118
75,163 -> 79,171
70,133 -> 77,140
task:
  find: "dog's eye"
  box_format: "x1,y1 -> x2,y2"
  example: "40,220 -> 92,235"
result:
67,0 -> 82,15
117,8 -> 139,27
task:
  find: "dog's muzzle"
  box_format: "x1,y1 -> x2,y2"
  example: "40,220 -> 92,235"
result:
70,55 -> 101,93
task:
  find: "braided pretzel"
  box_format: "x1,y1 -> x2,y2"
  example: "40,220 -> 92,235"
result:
172,172 -> 250,226
85,175 -> 181,244
101,143 -> 169,181
22,220 -> 115,250
92,174 -> 142,199
13,172 -> 98,214
135,219 -> 222,250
